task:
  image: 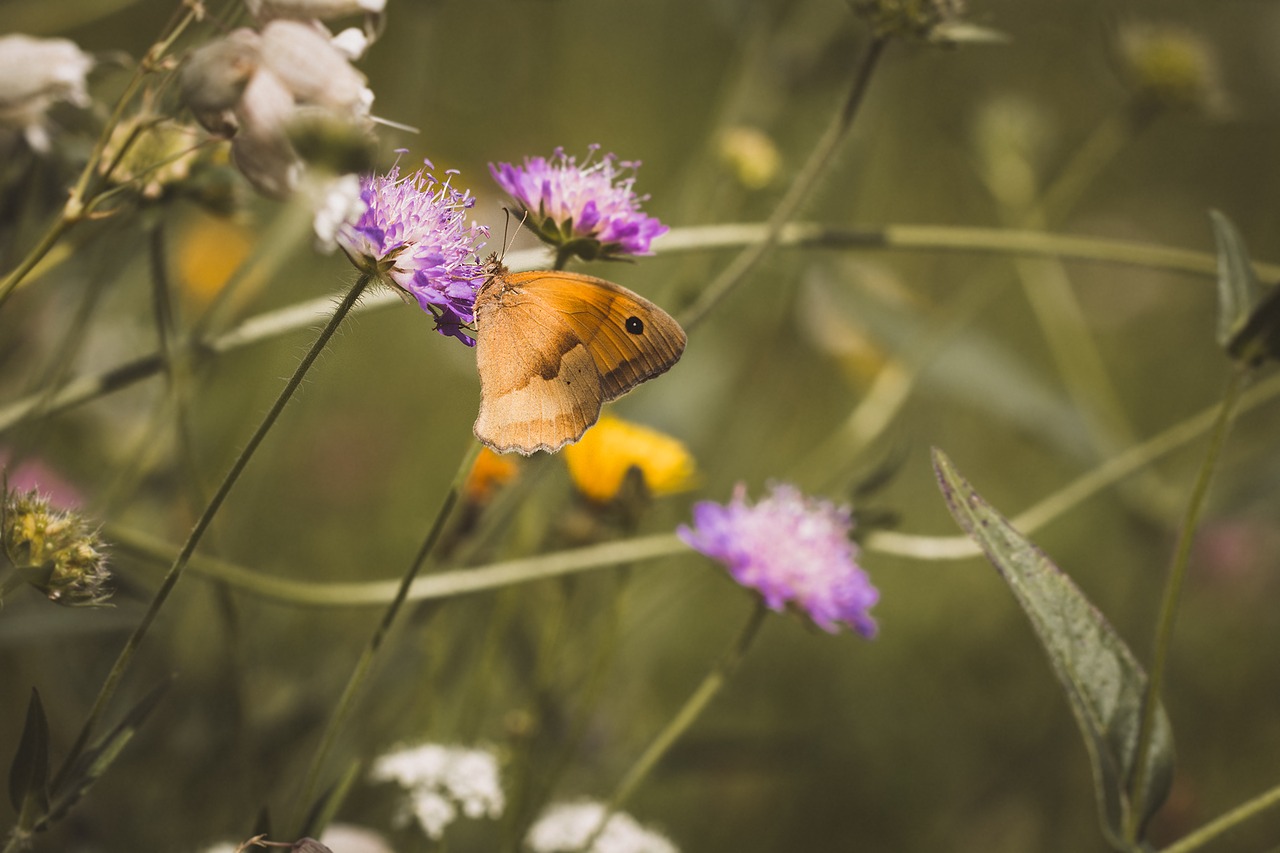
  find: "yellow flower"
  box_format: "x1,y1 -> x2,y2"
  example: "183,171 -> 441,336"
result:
466,447 -> 520,504
176,213 -> 255,309
563,415 -> 696,504
716,126 -> 779,190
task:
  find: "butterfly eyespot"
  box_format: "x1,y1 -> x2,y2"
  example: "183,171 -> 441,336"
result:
625,316 -> 644,334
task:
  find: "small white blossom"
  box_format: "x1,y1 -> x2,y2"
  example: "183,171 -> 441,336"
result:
526,802 -> 678,853
370,744 -> 504,840
0,34 -> 93,152
310,172 -> 366,251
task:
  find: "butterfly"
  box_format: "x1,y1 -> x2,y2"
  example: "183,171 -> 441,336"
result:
472,257 -> 686,455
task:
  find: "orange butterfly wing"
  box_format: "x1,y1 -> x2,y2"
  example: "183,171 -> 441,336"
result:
473,270 -> 686,455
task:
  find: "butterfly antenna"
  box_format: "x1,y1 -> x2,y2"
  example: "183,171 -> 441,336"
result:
497,208 -> 530,262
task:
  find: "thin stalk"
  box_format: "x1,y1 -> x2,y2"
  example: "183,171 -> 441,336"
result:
1125,364 -> 1249,842
1160,780 -> 1280,853
0,4 -> 201,310
678,36 -> 888,331
2,225 -> 1274,437
291,439 -> 484,831
584,602 -> 768,848
50,272 -> 374,793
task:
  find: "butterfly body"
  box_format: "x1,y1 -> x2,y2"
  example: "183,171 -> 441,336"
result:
473,263 -> 686,455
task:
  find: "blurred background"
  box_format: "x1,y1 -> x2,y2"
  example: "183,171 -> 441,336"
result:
2,0 -> 1280,850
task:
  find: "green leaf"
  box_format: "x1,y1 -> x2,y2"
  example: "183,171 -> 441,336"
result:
932,449 -> 1174,850
46,680 -> 169,825
9,688 -> 50,827
298,760 -> 360,840
1210,210 -> 1280,364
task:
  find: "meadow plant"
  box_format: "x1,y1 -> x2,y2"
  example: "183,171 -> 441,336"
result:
1,2 -> 1279,852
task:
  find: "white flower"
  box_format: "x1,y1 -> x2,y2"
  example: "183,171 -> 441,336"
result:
526,802 -> 678,853
370,744 -> 504,840
0,34 -> 93,152
309,172 -> 366,251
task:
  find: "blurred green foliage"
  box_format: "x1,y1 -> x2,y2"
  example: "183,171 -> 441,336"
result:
2,0 -> 1280,851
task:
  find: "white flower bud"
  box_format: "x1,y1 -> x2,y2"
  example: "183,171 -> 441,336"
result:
245,0 -> 386,21
231,69 -> 299,196
260,20 -> 368,114
0,34 -> 93,152
179,29 -> 262,136
330,27 -> 370,60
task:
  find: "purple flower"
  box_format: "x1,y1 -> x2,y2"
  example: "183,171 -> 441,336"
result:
338,162 -> 489,344
678,483 -> 879,638
489,145 -> 668,260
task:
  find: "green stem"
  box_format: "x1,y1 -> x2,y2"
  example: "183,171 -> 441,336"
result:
0,4 -> 201,312
1125,364 -> 1249,841
678,36 -> 888,331
2,225 -> 1274,437
1159,780 -> 1280,853
585,601 -> 768,847
0,216 -> 75,310
866,368 -> 1280,561
50,272 -> 374,794
291,439 -> 484,831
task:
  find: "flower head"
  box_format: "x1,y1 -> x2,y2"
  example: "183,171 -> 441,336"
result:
370,743 -> 504,840
2,485 -> 110,607
678,483 -> 878,637
526,802 -> 678,853
489,145 -> 668,261
337,163 -> 489,344
564,415 -> 695,504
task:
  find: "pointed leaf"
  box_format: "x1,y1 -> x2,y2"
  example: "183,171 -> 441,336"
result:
46,680 -> 169,824
1211,210 -> 1260,348
1210,209 -> 1280,364
298,760 -> 360,840
8,688 -> 50,823
933,449 -> 1174,849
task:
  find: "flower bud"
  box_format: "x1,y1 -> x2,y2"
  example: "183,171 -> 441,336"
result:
245,0 -> 386,22
259,19 -> 370,115
2,488 -> 111,607
0,34 -> 93,152
1117,23 -> 1225,116
229,68 -> 299,196
716,126 -> 780,190
852,0 -> 967,41
179,29 -> 262,136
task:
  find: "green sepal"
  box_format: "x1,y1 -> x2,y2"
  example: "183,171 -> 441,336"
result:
932,449 -> 1174,850
9,688 -> 51,828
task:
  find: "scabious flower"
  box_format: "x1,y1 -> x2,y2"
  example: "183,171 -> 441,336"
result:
678,483 -> 878,637
526,802 -> 678,853
2,485 -> 110,607
336,163 -> 489,344
369,743 -> 504,840
489,145 -> 668,261
563,415 -> 696,504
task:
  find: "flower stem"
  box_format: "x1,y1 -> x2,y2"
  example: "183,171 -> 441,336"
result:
1125,364 -> 1249,842
1,227 -> 1267,438
584,601 -> 768,848
0,4 -> 201,313
49,272 -> 374,795
678,35 -> 889,331
1159,780 -> 1280,853
290,438 -> 484,831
